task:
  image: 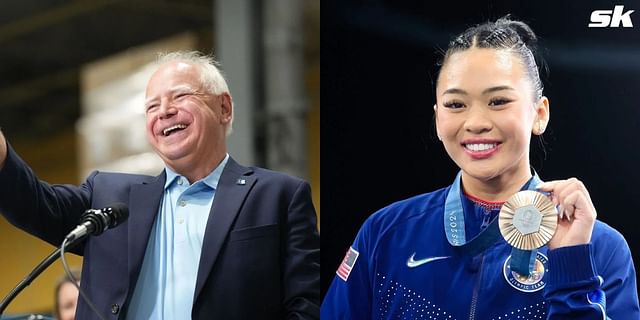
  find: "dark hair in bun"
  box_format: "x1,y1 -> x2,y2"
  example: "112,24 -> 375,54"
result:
441,16 -> 544,100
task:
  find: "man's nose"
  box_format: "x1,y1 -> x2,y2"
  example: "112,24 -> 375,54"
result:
158,102 -> 177,119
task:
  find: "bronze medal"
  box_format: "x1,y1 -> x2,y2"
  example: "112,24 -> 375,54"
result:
499,190 -> 557,250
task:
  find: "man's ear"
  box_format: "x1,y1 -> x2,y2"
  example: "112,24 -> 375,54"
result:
220,92 -> 233,124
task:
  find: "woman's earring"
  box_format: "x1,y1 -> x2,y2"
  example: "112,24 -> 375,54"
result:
538,120 -> 546,134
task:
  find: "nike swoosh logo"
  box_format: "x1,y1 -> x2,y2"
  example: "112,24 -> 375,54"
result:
406,253 -> 451,268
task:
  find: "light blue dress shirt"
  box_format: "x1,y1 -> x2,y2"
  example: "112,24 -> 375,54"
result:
127,154 -> 229,319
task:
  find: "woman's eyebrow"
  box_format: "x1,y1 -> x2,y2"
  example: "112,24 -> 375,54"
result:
442,88 -> 467,95
482,85 -> 515,95
442,86 -> 515,96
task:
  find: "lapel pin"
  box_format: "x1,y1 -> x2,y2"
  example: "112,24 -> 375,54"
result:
236,178 -> 246,185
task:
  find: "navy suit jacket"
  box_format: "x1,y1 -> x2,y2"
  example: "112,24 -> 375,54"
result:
0,143 -> 320,319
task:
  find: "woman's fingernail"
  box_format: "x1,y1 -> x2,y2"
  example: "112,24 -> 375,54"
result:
558,205 -> 564,218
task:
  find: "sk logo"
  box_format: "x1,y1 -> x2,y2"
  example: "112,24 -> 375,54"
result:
589,5 -> 634,28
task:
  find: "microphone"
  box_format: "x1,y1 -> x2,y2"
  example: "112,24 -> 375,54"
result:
65,202 -> 129,241
0,203 -> 130,317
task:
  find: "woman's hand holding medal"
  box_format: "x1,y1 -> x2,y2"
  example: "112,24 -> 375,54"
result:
537,178 -> 597,250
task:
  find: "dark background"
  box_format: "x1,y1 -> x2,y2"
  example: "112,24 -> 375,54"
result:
321,0 -> 640,299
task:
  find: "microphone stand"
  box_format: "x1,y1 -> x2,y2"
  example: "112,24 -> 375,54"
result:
0,238 -> 81,315
0,203 -> 127,317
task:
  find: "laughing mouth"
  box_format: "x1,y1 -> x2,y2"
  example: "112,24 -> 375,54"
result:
463,143 -> 498,152
162,124 -> 188,136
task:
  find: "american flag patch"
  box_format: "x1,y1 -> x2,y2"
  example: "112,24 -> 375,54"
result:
337,246 -> 359,281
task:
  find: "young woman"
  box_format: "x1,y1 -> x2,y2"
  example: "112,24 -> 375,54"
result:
321,17 -> 639,319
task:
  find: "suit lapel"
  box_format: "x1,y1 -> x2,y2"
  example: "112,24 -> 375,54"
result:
127,172 -> 165,290
194,158 -> 256,299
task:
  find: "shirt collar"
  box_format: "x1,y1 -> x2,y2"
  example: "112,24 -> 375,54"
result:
164,153 -> 230,190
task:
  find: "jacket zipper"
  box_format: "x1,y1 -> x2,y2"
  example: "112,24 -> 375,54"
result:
468,255 -> 485,320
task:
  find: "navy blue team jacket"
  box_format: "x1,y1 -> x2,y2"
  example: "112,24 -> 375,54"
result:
322,186 -> 639,319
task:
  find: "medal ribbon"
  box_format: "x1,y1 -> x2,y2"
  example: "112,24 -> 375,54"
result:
444,170 -> 544,275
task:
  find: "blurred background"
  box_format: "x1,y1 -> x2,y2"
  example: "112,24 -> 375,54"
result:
0,0 -> 319,316
322,0 -> 640,300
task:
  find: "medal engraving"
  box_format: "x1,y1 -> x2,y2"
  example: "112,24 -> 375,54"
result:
499,191 -> 557,250
512,205 -> 542,235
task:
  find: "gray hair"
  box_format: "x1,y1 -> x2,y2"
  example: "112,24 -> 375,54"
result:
156,51 -> 234,136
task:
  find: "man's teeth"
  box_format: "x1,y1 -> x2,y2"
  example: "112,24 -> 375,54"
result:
163,124 -> 187,136
465,143 -> 497,152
